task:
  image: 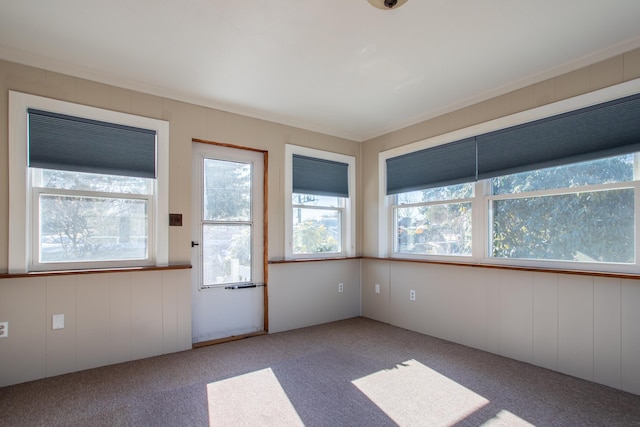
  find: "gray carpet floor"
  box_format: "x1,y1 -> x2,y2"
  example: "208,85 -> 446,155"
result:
1,317 -> 639,426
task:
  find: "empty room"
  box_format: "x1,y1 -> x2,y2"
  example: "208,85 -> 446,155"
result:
1,1 -> 640,425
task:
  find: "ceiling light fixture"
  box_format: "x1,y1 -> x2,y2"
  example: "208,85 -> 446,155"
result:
367,0 -> 408,10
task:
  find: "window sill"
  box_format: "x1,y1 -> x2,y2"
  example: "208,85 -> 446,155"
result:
0,264 -> 192,280
362,256 -> 640,280
268,256 -> 361,264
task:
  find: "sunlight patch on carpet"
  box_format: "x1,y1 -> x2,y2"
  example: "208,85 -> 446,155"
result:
352,359 -> 489,426
207,368 -> 304,426
480,409 -> 535,426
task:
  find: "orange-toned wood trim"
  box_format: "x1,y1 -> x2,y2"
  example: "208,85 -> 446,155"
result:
263,151 -> 269,332
0,264 -> 192,280
265,255 -> 640,280
192,137 -> 270,333
268,256 -> 362,264
362,256 -> 640,280
192,138 -> 267,154
192,330 -> 267,349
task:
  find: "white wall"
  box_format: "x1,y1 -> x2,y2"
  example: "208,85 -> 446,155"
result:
0,269 -> 191,387
268,259 -> 361,333
361,259 -> 640,395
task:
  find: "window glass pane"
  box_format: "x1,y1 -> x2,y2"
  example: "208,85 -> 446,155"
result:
491,189 -> 634,263
397,183 -> 474,205
293,208 -> 341,254
491,154 -> 634,195
38,169 -> 150,194
40,195 -> 148,262
292,193 -> 343,207
202,224 -> 251,285
395,203 -> 472,256
204,159 -> 251,221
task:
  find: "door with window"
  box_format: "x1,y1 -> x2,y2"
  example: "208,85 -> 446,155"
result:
191,142 -> 265,344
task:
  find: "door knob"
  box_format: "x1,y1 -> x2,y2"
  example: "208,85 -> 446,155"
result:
191,241 -> 199,247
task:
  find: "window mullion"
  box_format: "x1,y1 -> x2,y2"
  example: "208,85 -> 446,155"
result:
392,197 -> 475,210
292,204 -> 344,211
475,180 -> 489,261
203,220 -> 253,226
487,180 -> 633,201
33,186 -> 152,201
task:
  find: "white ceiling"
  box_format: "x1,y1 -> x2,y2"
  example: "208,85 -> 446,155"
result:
1,1 -> 640,142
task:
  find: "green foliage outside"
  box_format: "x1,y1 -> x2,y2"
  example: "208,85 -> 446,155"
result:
400,154 -> 635,263
293,221 -> 339,254
491,156 -> 634,263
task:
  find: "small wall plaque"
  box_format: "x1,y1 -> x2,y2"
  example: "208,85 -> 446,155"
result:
169,213 -> 182,226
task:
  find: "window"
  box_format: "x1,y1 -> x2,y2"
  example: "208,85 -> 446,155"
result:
285,145 -> 355,259
390,154 -> 637,267
33,170 -> 153,266
292,194 -> 345,254
9,91 -> 169,273
381,80 -> 640,273
488,154 -> 636,264
393,183 -> 474,257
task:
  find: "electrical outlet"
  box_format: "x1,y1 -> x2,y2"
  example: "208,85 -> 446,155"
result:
0,321 -> 8,338
338,283 -> 344,293
375,283 -> 380,294
52,314 -> 65,330
409,290 -> 416,301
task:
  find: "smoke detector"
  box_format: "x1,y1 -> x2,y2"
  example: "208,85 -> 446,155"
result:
367,0 -> 408,10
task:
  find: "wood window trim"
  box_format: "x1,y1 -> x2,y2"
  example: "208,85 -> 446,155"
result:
268,256 -> 640,280
0,264 -> 192,280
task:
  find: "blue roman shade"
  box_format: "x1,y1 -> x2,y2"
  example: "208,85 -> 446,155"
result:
476,93 -> 640,179
386,92 -> 640,194
292,154 -> 349,197
28,108 -> 157,178
386,137 -> 476,195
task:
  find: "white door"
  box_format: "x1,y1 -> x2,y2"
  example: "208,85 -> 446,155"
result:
191,142 -> 264,344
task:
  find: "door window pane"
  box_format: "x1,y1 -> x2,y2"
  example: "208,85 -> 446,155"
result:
203,159 -> 251,221
202,224 -> 251,285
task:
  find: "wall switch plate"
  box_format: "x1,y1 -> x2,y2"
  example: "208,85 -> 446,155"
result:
375,283 -> 380,294
52,314 -> 65,330
169,213 -> 182,226
338,283 -> 344,293
0,321 -> 8,338
409,290 -> 416,301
